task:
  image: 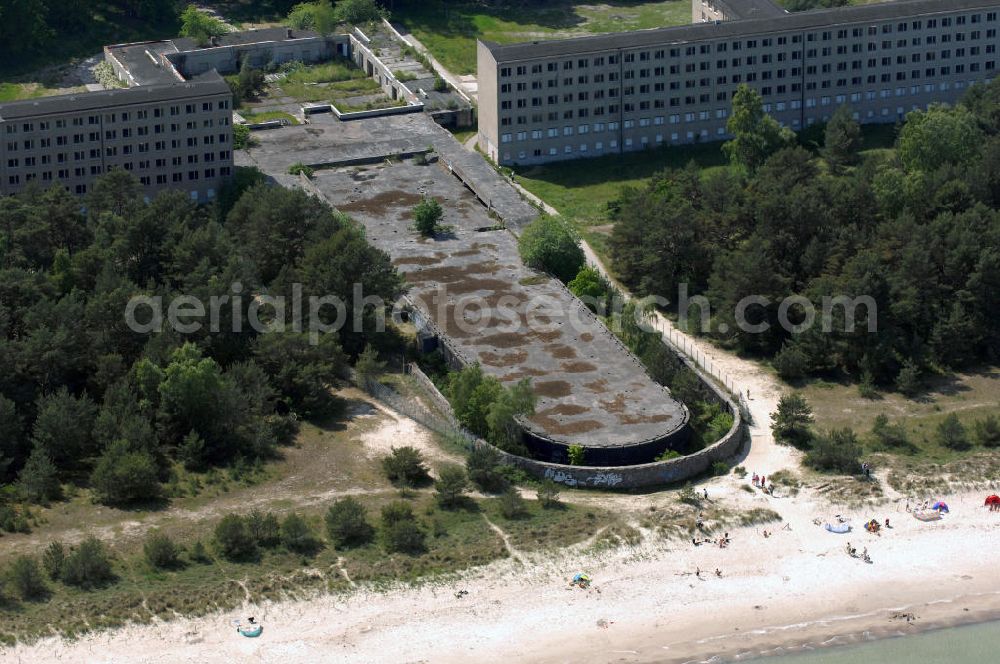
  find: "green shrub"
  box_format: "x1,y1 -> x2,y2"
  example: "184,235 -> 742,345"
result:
9,556 -> 47,600
567,444 -> 585,466
62,536 -> 115,589
536,480 -> 561,508
678,483 -> 700,506
382,446 -> 431,487
144,531 -> 181,569
19,447 -> 61,505
381,519 -> 427,554
497,487 -> 527,519
245,510 -> 281,548
974,415 -> 1000,448
42,541 -> 65,580
711,461 -> 729,476
380,502 -> 425,554
656,449 -> 682,461
858,371 -> 879,399
214,514 -> 257,560
287,162 -> 315,178
90,440 -> 161,505
354,344 -> 386,382
517,215 -> 585,283
433,76 -> 449,92
434,464 -> 469,508
413,197 -> 444,237
466,445 -> 509,493
895,360 -> 922,397
325,497 -> 374,548
805,428 -> 862,474
770,394 -> 814,449
234,123 -> 252,150
773,342 -> 808,381
189,540 -> 210,563
871,414 -> 912,451
936,413 -> 970,451
281,513 -> 319,553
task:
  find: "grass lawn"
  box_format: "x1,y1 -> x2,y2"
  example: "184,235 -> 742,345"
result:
514,122 -> 900,260
515,141 -> 729,256
240,109 -> 300,125
799,367 -> 1000,462
0,82 -> 85,102
271,59 -> 375,102
393,0 -> 693,76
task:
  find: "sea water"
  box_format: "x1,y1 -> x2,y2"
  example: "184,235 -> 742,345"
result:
766,620 -> 1000,663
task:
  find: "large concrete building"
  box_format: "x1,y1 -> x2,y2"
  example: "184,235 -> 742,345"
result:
0,28 -> 341,200
478,0 -> 1000,166
0,73 -> 233,200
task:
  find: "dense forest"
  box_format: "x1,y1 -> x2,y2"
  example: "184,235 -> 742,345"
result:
609,80 -> 1000,391
0,169 -> 401,505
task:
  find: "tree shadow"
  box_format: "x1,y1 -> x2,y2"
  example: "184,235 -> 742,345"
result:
437,495 -> 481,512
924,372 -> 974,398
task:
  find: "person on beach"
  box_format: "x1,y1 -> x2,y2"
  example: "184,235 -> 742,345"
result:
715,568 -> 722,577
885,518 -> 891,529
696,567 -> 702,578
752,473 -> 759,487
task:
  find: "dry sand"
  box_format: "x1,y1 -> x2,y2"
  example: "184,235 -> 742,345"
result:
10,485 -> 1000,664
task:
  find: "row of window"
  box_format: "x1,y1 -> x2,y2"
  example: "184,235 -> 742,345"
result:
8,165 -> 232,187
499,102 -> 935,161
498,66 -> 995,124
7,149 -> 232,169
498,79 -> 985,141
499,44 -> 996,97
5,132 -> 231,154
2,100 -> 231,135
497,12 -> 1000,77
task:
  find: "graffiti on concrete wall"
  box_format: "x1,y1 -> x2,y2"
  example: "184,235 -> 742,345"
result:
586,472 -> 624,487
543,468 -> 624,487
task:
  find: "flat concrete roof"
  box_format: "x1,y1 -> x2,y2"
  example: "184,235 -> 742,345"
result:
483,0 -> 1000,62
107,40 -> 183,86
239,114 -> 688,448
172,27 -> 322,53
0,72 -> 229,121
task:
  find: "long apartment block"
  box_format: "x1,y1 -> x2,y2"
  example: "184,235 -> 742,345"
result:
477,0 -> 1000,166
0,74 -> 234,200
0,27 -> 338,200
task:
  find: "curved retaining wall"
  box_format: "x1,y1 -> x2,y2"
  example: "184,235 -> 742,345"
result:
409,361 -> 744,490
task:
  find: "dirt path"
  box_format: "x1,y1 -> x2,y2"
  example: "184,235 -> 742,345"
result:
483,516 -> 526,565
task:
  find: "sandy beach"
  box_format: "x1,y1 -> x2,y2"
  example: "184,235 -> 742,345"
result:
10,482 -> 1000,664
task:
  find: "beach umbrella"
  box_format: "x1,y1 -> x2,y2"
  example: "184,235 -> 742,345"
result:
932,501 -> 950,513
